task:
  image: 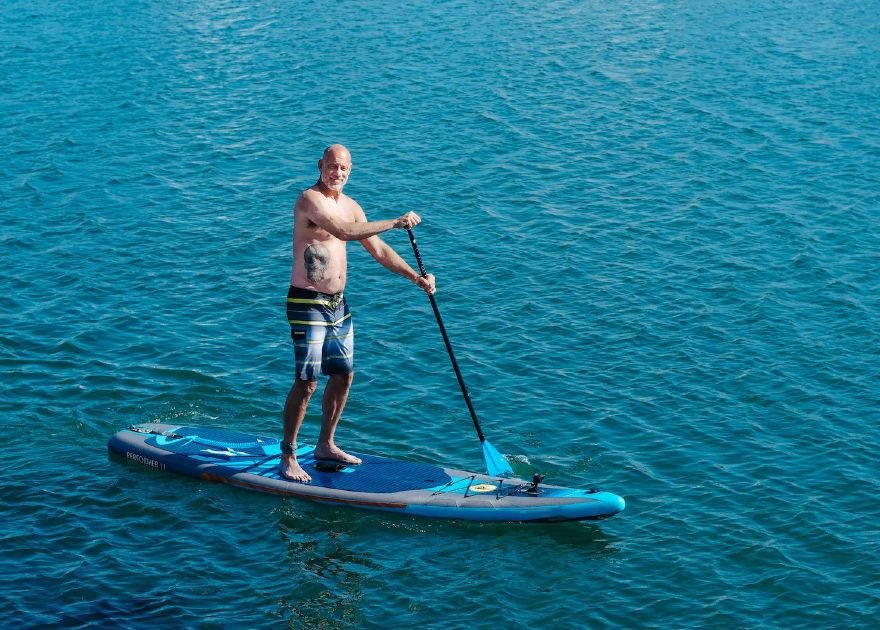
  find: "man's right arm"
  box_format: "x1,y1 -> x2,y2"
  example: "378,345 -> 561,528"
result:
300,195 -> 418,242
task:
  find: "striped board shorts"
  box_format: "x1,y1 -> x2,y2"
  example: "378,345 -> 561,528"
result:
286,286 -> 354,380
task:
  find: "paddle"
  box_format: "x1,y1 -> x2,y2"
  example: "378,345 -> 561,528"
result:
406,228 -> 514,477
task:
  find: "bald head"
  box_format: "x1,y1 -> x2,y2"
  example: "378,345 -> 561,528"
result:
322,144 -> 351,162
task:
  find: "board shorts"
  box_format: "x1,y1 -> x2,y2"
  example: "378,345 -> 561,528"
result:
286,286 -> 354,380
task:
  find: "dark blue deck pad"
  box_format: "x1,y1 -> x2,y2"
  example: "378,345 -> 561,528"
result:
293,454 -> 452,493
144,426 -> 452,493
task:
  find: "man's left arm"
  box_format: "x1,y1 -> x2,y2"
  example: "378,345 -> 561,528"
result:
360,235 -> 436,294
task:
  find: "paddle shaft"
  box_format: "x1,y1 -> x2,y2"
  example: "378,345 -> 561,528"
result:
406,229 -> 486,443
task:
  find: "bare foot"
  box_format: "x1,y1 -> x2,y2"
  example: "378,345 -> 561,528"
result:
313,445 -> 362,466
280,454 -> 311,483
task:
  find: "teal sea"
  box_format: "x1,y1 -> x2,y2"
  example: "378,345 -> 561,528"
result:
2,0 -> 879,627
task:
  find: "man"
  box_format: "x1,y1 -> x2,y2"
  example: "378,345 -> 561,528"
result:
282,144 -> 436,482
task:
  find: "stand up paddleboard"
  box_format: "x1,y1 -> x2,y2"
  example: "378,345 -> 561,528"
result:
108,423 -> 625,523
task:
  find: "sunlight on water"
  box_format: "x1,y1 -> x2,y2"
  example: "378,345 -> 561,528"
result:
2,0 -> 878,626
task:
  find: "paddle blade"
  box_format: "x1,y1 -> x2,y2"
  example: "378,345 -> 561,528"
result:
482,440 -> 514,477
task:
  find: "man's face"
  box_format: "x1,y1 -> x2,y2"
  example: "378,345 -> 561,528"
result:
319,152 -> 352,192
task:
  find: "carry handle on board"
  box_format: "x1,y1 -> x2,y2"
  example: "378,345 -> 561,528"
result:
406,228 -> 514,477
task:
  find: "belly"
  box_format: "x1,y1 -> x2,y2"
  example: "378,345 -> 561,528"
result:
291,241 -> 347,293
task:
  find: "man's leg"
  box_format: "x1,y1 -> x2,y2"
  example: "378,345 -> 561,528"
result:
281,378 -> 317,481
314,372 -> 362,465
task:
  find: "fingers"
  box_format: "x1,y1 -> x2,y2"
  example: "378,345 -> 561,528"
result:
417,273 -> 436,295
397,211 -> 421,229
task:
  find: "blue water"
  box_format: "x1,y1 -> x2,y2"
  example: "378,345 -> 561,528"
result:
2,0 -> 879,626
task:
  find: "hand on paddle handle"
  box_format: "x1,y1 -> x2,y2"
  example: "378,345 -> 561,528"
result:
416,272 -> 436,295
395,211 -> 421,230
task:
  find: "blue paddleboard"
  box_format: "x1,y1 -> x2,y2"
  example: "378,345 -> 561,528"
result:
108,424 -> 625,523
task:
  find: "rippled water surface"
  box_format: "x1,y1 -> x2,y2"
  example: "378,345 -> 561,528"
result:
2,0 -> 879,627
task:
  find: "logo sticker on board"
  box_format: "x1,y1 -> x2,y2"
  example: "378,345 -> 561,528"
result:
470,484 -> 498,493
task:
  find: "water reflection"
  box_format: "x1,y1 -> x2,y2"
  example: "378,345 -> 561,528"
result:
270,497 -> 622,627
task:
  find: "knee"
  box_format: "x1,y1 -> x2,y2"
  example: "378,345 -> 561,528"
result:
295,379 -> 318,396
333,372 -> 354,387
